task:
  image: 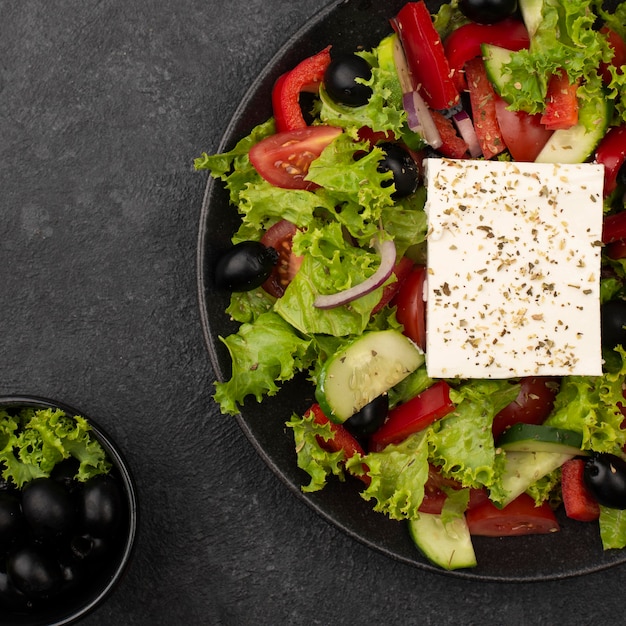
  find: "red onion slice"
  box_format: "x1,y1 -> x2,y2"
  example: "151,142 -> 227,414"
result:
402,91 -> 443,150
452,110 -> 482,158
313,238 -> 397,310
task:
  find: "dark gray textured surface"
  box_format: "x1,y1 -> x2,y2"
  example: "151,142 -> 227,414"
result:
1,1 -> 626,624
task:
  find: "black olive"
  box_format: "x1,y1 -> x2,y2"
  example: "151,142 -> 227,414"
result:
21,477 -> 77,539
70,533 -> 110,562
583,452 -> 626,509
346,394 -> 389,438
377,142 -> 420,199
324,53 -> 373,107
214,241 -> 279,292
79,474 -> 123,538
6,545 -> 63,600
0,492 -> 24,551
50,457 -> 80,491
601,300 -> 626,349
617,160 -> 626,189
459,0 -> 518,24
0,566 -> 28,609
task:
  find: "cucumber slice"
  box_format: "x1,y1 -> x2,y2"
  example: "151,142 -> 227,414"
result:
497,424 -> 583,456
535,93 -> 612,163
316,329 -> 424,423
498,450 -> 574,507
408,513 -> 477,571
481,44 -> 514,97
518,0 -> 544,39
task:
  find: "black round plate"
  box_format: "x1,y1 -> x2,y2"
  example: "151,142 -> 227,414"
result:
197,0 -> 626,581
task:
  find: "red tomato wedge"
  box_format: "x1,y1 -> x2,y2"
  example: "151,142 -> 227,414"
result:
540,70 -> 579,131
603,211 -> 626,245
306,404 -> 370,486
272,46 -> 332,132
444,19 -> 530,92
594,124 -> 626,197
249,126 -> 342,190
419,466 -> 490,514
466,493 -> 560,537
494,96 -> 553,161
391,1 -> 460,110
561,459 -> 600,522
260,219 -> 303,298
369,381 -> 454,451
600,26 -> 626,85
393,264 -> 427,349
371,256 -> 414,315
465,57 -> 506,160
491,377 -> 559,440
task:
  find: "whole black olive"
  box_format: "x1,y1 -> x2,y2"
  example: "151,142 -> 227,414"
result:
214,241 -> 279,292
21,477 -> 77,539
0,566 -> 28,609
0,492 -> 24,551
601,300 -> 626,349
459,0 -> 518,24
6,545 -> 63,600
377,143 -> 420,199
324,53 -> 373,107
583,452 -> 626,509
346,394 -> 389,438
79,474 -> 123,538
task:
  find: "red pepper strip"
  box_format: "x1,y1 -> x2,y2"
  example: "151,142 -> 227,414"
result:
430,111 -> 468,158
602,211 -> 626,244
465,57 -> 506,160
391,2 -> 460,110
595,124 -> 626,197
540,70 -> 579,131
444,19 -> 530,93
561,459 -> 600,522
306,404 -> 370,486
371,255 -> 414,315
272,46 -> 332,133
369,381 -> 455,451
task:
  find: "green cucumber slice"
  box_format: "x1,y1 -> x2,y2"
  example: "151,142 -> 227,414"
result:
481,44 -> 514,97
498,450 -> 574,507
408,513 -> 477,571
497,423 -> 583,456
518,0 -> 544,39
315,329 -> 424,423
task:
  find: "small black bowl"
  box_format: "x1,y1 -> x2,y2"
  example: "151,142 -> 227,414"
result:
0,395 -> 138,625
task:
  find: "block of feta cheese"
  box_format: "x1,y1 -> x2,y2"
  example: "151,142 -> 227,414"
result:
423,158 -> 604,379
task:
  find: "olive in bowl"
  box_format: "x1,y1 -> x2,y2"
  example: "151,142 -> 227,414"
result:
0,396 -> 137,626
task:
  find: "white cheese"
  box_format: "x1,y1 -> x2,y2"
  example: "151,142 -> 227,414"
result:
424,158 -> 604,379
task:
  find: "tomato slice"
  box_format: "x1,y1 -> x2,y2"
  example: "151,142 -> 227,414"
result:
430,111 -> 469,159
561,459 -> 600,522
602,211 -> 626,245
540,70 -> 579,131
369,381 -> 454,451
594,124 -> 626,197
466,493 -> 560,537
491,377 -> 560,440
393,264 -> 427,349
600,27 -> 626,85
305,404 -> 370,486
371,256 -> 414,315
444,18 -> 530,93
391,1 -> 460,110
465,57 -> 505,160
418,466 -> 489,514
249,126 -> 342,190
260,219 -> 303,298
272,46 -> 332,132
494,96 -> 553,162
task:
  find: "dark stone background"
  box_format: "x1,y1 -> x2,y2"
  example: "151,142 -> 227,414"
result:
1,1 -> 625,624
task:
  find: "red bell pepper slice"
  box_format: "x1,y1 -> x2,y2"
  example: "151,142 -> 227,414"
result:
540,70 -> 579,131
371,256 -> 415,315
465,57 -> 505,160
595,124 -> 626,197
602,211 -> 626,244
369,381 -> 455,451
391,2 -> 460,111
466,493 -> 560,537
561,458 -> 600,522
444,18 -> 530,93
430,110 -> 469,158
272,46 -> 332,133
306,404 -> 370,485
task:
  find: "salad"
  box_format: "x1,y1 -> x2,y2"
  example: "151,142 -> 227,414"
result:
196,0 -> 626,571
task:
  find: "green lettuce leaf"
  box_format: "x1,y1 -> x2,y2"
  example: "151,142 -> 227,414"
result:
599,505 -> 626,550
0,408 -> 110,488
359,430 -> 431,521
430,380 -> 520,489
214,311 -> 314,415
